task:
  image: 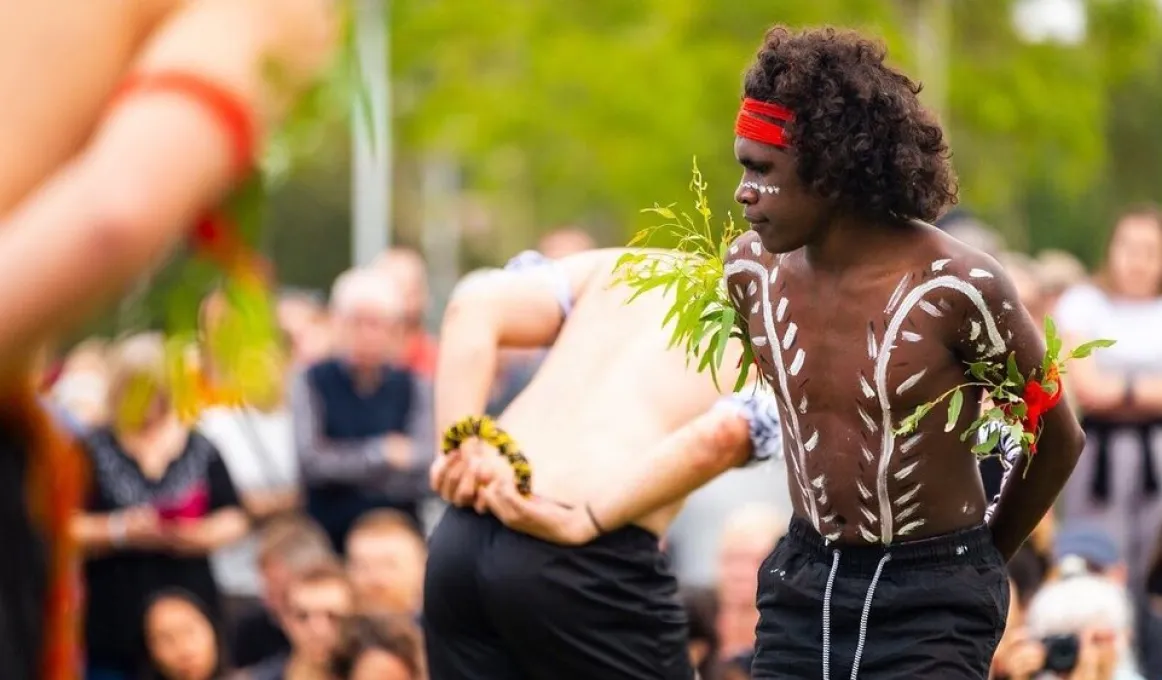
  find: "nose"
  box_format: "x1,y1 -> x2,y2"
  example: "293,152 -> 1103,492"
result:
735,181 -> 758,206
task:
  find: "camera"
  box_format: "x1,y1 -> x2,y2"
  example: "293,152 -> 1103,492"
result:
1041,634 -> 1080,674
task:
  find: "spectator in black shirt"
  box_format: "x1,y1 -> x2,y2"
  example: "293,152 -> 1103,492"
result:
293,268 -> 421,552
73,334 -> 248,679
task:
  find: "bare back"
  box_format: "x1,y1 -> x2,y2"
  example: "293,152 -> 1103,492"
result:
726,225 -> 1037,545
498,258 -> 742,537
0,1 -> 177,213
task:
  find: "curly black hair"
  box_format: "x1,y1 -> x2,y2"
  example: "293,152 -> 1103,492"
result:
743,26 -> 957,222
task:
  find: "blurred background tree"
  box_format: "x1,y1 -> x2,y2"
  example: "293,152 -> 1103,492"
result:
88,0 -> 1162,336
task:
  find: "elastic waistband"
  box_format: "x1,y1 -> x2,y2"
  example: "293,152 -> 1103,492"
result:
449,505 -> 662,551
785,516 -> 998,575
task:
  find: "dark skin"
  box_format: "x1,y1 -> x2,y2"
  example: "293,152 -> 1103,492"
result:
726,137 -> 1086,560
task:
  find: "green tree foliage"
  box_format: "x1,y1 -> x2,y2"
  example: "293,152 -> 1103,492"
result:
83,0 -> 1162,341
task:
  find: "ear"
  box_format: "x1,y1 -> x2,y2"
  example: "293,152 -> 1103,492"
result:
1106,563 -> 1128,586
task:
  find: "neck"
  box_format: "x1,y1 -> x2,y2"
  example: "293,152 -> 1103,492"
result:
803,213 -> 907,273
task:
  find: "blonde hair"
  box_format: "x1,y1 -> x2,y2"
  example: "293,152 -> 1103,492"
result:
257,514 -> 336,571
347,509 -> 424,549
106,333 -> 173,433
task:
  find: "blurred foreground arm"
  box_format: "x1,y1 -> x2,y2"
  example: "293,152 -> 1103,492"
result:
0,0 -> 336,380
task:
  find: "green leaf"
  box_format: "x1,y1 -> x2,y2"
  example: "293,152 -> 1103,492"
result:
1006,353 -> 1024,389
945,388 -> 964,433
972,428 -> 1001,455
968,362 -> 992,381
1070,338 -> 1117,359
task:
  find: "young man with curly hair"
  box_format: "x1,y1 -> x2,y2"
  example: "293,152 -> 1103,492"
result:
720,26 -> 1087,678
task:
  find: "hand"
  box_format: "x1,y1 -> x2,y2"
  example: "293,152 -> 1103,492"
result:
162,519 -> 212,556
1067,628 -> 1116,680
993,629 -> 1044,680
383,435 -> 412,468
479,479 -> 599,546
430,441 -> 509,508
118,506 -> 164,548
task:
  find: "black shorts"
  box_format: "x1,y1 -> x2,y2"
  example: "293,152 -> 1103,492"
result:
423,507 -> 693,680
752,517 -> 1009,680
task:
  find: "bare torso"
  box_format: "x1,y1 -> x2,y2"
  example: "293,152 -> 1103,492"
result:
0,0 -> 177,214
497,263 -> 741,537
727,225 -> 1018,545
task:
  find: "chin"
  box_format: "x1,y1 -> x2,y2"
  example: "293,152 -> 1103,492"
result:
753,226 -> 801,255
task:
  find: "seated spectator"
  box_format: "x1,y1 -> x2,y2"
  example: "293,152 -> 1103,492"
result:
245,563 -> 355,680
1055,205 -> 1162,591
331,614 -> 427,680
293,267 -> 425,551
73,333 -> 248,679
232,515 -> 337,668
1025,575 -> 1146,680
143,589 -> 229,680
346,510 -> 426,617
1051,524 -> 1162,680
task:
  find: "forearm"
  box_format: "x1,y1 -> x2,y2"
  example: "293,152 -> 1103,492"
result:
588,410 -> 752,532
0,0 -> 335,379
1130,375 -> 1162,413
434,302 -> 501,434
988,412 -> 1084,561
71,513 -> 121,553
169,508 -> 249,555
297,437 -> 390,485
241,487 -> 301,519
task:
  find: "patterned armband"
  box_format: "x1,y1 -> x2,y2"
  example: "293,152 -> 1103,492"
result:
504,250 -> 574,317
712,387 -> 784,465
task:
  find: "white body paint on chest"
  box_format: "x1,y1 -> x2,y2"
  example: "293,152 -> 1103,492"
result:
726,249 -> 823,534
863,270 -> 1006,544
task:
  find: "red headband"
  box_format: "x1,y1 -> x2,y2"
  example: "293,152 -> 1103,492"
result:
735,97 -> 794,148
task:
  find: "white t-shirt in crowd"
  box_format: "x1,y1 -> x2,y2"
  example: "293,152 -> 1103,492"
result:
199,406 -> 299,598
1054,283 -> 1162,375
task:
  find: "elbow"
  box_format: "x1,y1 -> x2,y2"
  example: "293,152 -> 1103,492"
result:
85,182 -> 181,278
440,287 -> 500,346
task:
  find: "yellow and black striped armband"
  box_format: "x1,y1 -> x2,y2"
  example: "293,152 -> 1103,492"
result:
441,415 -> 533,497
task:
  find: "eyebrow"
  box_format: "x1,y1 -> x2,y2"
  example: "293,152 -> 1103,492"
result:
737,155 -> 773,172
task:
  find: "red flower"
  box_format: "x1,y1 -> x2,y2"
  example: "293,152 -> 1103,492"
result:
1021,363 -> 1063,454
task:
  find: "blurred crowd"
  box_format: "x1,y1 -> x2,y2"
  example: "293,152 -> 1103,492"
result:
42,205 -> 1162,680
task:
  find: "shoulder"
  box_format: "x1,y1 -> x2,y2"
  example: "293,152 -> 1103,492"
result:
725,231 -> 766,269
304,358 -> 340,385
723,231 -> 772,301
384,367 -> 416,391
911,227 -> 1016,304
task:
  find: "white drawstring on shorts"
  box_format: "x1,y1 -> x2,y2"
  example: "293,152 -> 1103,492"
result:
821,550 -> 892,680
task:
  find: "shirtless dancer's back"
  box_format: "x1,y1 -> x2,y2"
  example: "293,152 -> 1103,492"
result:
423,249 -> 780,680
0,1 -> 332,676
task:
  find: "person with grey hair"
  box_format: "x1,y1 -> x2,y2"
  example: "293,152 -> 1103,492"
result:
1021,575 -> 1145,680
292,268 -> 426,551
